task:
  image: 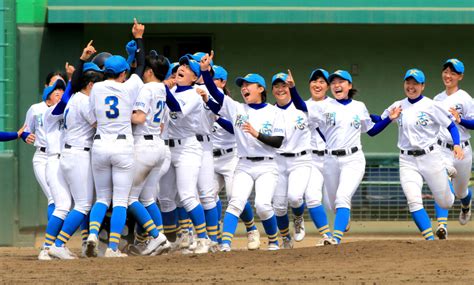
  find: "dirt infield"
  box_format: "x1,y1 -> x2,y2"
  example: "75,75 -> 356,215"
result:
1,235 -> 473,284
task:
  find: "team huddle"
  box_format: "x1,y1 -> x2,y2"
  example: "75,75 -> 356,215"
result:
16,19 -> 473,260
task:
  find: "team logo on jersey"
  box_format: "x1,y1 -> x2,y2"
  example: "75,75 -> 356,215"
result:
260,121 -> 273,135
134,102 -> 146,108
416,112 -> 430,126
212,125 -> 218,133
397,113 -> 403,126
58,119 -> 65,131
295,116 -> 306,130
351,115 -> 361,129
36,114 -> 44,127
454,104 -> 463,118
169,111 -> 178,119
235,114 -> 249,127
325,112 -> 336,126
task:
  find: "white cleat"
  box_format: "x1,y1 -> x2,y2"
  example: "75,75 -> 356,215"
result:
38,247 -> 52,261
141,233 -> 167,256
48,244 -> 77,260
188,232 -> 198,250
281,237 -> 294,249
220,243 -> 231,252
193,238 -> 210,254
293,216 -> 306,242
316,235 -> 337,247
436,225 -> 448,240
104,248 -> 128,258
267,242 -> 280,251
150,240 -> 172,256
247,229 -> 261,250
329,237 -> 340,245
459,202 -> 472,225
179,230 -> 191,249
85,234 -> 99,258
209,241 -> 220,253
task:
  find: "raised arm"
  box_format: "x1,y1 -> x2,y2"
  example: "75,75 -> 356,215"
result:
132,19 -> 145,77
200,51 -> 225,105
286,69 -> 308,112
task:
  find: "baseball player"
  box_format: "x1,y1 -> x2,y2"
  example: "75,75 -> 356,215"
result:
380,68 -> 462,240
434,59 -> 472,229
291,70 -> 399,244
198,52 -> 285,251
86,19 -> 146,258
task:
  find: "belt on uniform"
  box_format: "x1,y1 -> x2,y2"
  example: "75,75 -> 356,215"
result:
196,134 -> 210,142
213,148 -> 234,157
64,144 -> 90,151
39,147 -> 46,152
325,146 -> 359,156
166,139 -> 181,147
93,134 -> 126,140
144,135 -> 154,140
279,150 -> 308,157
401,145 -> 434,157
241,157 -> 274,162
312,150 -> 325,156
437,139 -> 469,150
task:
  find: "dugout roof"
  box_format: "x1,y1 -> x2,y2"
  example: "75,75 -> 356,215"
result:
47,0 -> 474,24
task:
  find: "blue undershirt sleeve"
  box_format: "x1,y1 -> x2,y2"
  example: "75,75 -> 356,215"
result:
202,70 -> 224,105
0,131 -> 18,142
52,82 -> 73,115
367,116 -> 392,137
459,118 -> 474,130
206,99 -> 222,115
216,117 -> 234,134
165,86 -> 182,112
447,122 -> 461,145
289,87 -> 308,112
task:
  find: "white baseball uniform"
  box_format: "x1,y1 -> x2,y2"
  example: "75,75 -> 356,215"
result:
381,96 -> 455,212
89,73 -> 143,208
61,91 -> 96,215
24,102 -> 54,205
434,89 -> 473,200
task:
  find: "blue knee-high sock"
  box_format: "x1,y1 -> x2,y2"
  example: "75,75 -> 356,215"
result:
308,205 -> 332,237
216,199 -> 223,222
129,202 -> 159,238
55,210 -> 86,247
162,209 -> 179,241
177,206 -> 191,232
80,213 -> 89,242
333,208 -> 350,242
108,206 -> 128,250
221,212 -> 239,246
146,203 -> 163,233
47,203 -> 55,221
216,199 -> 223,243
261,215 -> 279,245
461,189 -> 472,208
434,201 -> 449,229
43,215 -> 64,247
291,203 -> 305,217
188,204 -> 208,239
411,208 -> 435,240
204,207 -> 219,242
240,202 -> 257,232
276,214 -> 291,240
89,202 -> 109,236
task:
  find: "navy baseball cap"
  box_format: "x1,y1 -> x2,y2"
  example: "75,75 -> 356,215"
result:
83,62 -> 103,73
104,55 -> 130,74
404,68 -> 425,84
42,79 -> 66,101
328,70 -> 352,83
271,72 -> 288,85
309,68 -> 329,83
165,62 -> 179,79
179,56 -> 201,78
443,58 -> 464,74
213,65 -> 228,81
235,73 -> 266,89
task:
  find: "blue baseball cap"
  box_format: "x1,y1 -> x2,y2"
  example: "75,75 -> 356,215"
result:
83,62 -> 103,73
235,73 -> 266,89
309,68 -> 329,83
187,52 -> 214,66
404,68 -> 425,84
444,58 -> 464,74
328,70 -> 352,83
271,72 -> 288,85
42,79 -> 66,101
104,55 -> 130,74
179,56 -> 201,78
213,65 -> 228,81
165,62 -> 179,79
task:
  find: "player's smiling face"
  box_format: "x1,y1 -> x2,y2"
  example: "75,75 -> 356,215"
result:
442,66 -> 463,89
330,77 -> 352,100
176,65 -> 197,86
240,82 -> 264,104
272,81 -> 290,106
47,89 -> 64,106
309,77 -> 329,101
404,78 -> 424,99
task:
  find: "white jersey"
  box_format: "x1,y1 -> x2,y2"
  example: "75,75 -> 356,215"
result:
433,89 -> 473,143
307,99 -> 374,150
220,97 -> 285,157
381,96 -> 453,150
132,82 -> 167,136
89,74 -> 143,135
306,97 -> 334,151
212,118 -> 236,150
63,92 -> 96,148
276,103 -> 312,154
164,86 -> 202,139
24,102 -> 49,148
194,84 -> 215,136
43,106 -> 65,154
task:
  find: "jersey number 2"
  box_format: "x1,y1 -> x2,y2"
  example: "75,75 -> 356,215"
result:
105,96 -> 119,119
153,100 -> 165,123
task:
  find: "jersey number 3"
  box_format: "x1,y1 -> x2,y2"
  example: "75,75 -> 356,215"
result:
105,96 -> 119,119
